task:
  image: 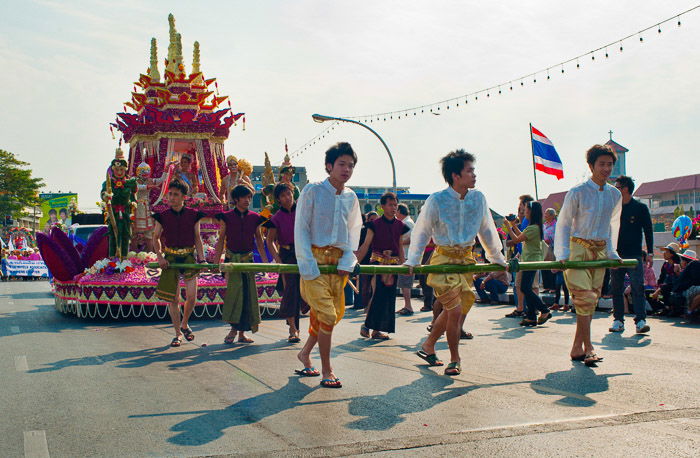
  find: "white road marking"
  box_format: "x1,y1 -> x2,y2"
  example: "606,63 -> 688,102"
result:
15,355 -> 29,372
11,326 -> 20,334
24,430 -> 50,458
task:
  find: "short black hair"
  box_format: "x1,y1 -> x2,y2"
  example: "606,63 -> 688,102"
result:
366,211 -> 378,219
59,208 -> 68,216
519,194 -> 535,204
48,209 -> 57,216
380,192 -> 398,205
168,180 -> 189,195
397,203 -> 409,216
273,183 -> 293,201
586,144 -> 617,166
324,142 -> 357,171
231,184 -> 253,201
615,175 -> 635,194
440,149 -> 475,185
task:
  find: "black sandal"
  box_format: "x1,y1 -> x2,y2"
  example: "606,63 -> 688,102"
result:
180,327 -> 195,341
505,310 -> 524,318
170,336 -> 182,347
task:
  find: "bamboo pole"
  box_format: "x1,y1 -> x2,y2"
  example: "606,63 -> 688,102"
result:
146,259 -> 637,275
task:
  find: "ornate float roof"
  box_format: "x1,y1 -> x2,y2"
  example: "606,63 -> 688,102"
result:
112,14 -> 244,142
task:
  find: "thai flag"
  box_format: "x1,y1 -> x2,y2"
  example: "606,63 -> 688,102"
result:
531,126 -> 564,180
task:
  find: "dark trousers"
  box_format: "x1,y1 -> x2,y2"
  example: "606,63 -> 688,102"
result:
521,270 -> 549,320
474,277 -> 508,303
541,269 -> 556,290
418,250 -> 434,309
611,256 -> 646,323
554,272 -> 569,305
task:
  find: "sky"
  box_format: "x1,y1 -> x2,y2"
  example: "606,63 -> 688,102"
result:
2,1 -> 699,215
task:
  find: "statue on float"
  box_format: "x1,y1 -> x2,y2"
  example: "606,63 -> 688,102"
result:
133,161 -> 155,251
101,147 -> 137,258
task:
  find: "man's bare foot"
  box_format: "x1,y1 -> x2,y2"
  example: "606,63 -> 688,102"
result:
223,330 -> 236,344
322,371 -> 338,381
421,342 -> 435,356
297,350 -> 312,369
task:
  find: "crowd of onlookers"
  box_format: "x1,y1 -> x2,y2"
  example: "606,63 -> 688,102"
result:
0,247 -> 47,281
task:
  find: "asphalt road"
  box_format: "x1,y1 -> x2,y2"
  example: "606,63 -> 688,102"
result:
2,280 -> 699,457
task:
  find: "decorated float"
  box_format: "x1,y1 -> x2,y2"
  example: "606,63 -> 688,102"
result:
40,14 -> 281,319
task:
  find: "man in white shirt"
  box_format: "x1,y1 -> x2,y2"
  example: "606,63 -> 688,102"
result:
406,149 -> 506,376
396,204 -> 415,314
554,144 -> 622,367
294,142 -> 362,388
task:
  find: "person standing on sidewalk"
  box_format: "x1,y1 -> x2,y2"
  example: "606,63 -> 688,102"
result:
554,145 -> 622,367
609,175 -> 654,334
396,204 -> 415,315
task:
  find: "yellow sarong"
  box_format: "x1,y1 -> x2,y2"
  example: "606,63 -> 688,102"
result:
300,246 -> 348,336
564,237 -> 607,316
427,245 -> 476,315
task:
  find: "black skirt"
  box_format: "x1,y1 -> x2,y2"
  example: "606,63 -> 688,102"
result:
277,246 -> 309,318
364,266 -> 397,333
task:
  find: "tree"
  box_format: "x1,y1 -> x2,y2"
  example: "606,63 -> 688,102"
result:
0,149 -> 44,221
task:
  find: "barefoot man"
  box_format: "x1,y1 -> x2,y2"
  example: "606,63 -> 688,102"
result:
406,149 -> 506,376
295,142 -> 362,388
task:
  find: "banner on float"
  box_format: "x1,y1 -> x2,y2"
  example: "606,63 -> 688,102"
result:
1,259 -> 49,277
39,193 -> 77,232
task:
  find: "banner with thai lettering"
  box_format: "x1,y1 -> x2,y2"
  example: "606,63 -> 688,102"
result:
1,259 -> 49,277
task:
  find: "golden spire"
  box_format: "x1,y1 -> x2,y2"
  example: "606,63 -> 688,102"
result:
148,38 -> 161,82
166,13 -> 178,73
175,32 -> 184,74
192,41 -> 200,74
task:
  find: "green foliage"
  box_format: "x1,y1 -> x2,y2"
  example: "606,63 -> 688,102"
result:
0,149 -> 44,220
673,206 -> 685,218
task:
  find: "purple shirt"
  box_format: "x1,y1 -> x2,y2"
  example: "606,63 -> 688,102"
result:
367,216 -> 409,256
266,204 -> 296,246
152,207 -> 204,248
216,208 -> 266,253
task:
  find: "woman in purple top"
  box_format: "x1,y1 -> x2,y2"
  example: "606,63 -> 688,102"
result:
213,185 -> 268,344
265,183 -> 309,343
355,193 -> 409,339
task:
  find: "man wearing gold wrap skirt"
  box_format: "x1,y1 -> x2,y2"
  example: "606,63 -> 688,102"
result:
554,145 -> 623,367
406,150 -> 507,376
294,143 -> 362,388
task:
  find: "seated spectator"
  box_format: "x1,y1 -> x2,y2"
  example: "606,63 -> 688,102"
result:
474,269 -> 510,304
643,251 -> 657,291
672,250 -> 700,319
649,243 -> 681,315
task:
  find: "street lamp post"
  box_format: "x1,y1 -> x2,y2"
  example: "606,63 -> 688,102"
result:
312,114 -> 397,193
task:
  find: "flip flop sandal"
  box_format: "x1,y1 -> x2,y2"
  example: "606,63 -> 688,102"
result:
223,335 -> 236,345
294,367 -> 320,377
398,308 -> 414,316
571,354 -> 586,361
519,319 -> 537,327
371,333 -> 391,340
180,327 -> 195,341
320,378 -> 342,388
444,362 -> 461,376
170,336 -> 182,347
360,325 -> 370,338
416,350 -> 444,366
584,353 -> 604,367
238,337 -> 254,344
460,331 -> 474,340
426,325 -> 433,332
537,313 -> 553,325
288,336 -> 301,343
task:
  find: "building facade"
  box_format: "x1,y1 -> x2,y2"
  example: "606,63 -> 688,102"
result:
634,173 -> 700,230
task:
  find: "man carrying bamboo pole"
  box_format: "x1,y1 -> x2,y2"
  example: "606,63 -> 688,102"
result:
153,180 -> 206,347
407,149 -> 506,376
294,142 -> 362,388
355,191 -> 409,340
554,145 -> 622,367
214,185 -> 269,345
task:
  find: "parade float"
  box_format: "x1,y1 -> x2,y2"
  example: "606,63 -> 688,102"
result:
41,14 -> 281,319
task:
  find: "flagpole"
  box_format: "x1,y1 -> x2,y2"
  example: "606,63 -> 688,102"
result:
529,123 -> 539,200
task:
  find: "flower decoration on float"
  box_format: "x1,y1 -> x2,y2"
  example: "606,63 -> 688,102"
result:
237,158 -> 253,177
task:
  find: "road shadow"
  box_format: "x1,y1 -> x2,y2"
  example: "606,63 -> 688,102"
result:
27,339 -> 294,373
344,366 -> 526,431
530,364 -> 630,407
136,375 -> 321,446
597,332 -> 651,351
2,290 -> 53,300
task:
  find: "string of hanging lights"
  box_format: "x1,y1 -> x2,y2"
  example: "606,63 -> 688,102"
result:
288,5 -> 699,158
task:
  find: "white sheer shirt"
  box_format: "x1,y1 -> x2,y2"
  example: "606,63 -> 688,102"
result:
294,178 -> 362,280
553,178 -> 622,261
406,187 -> 506,267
